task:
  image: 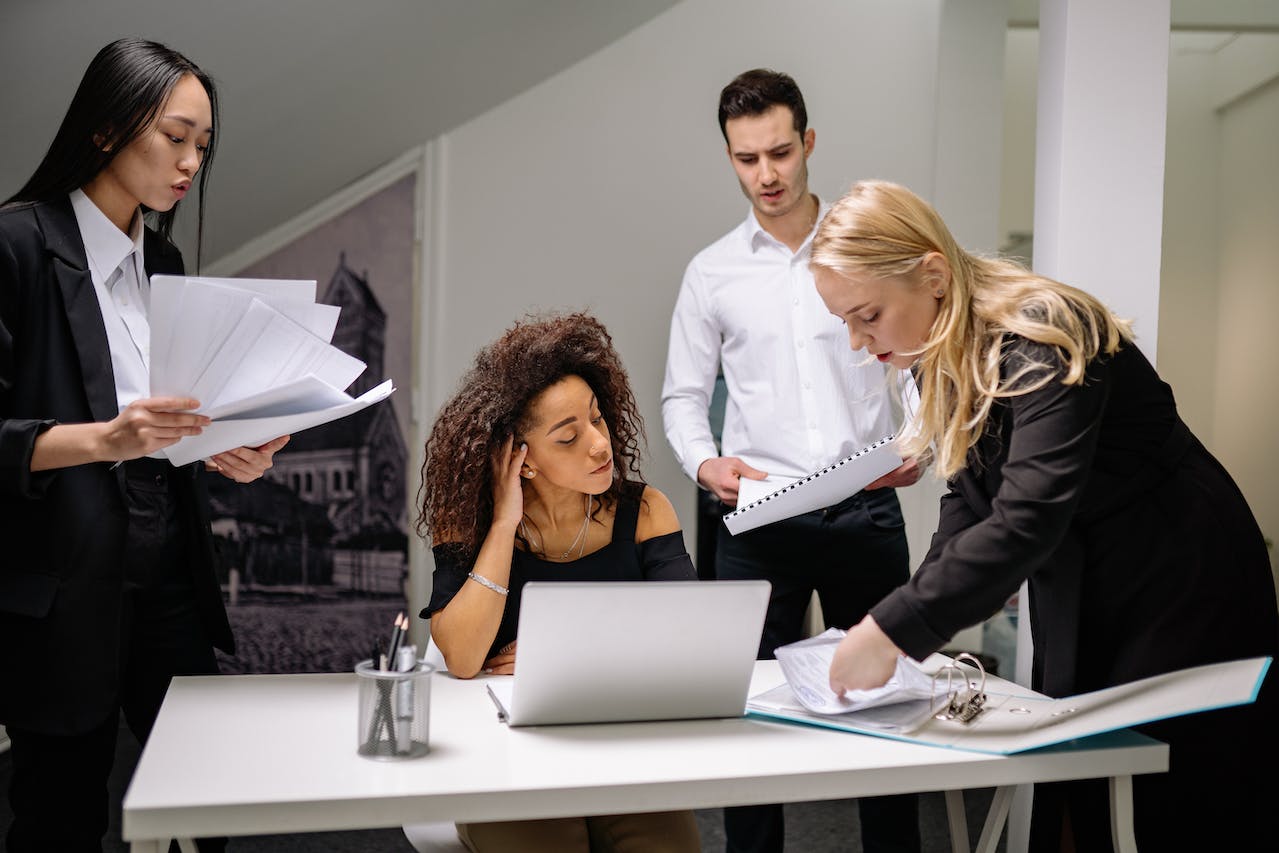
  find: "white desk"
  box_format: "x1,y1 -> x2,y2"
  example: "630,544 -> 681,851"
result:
123,661 -> 1167,852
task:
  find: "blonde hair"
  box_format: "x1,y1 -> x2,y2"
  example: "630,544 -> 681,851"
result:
811,180 -> 1132,478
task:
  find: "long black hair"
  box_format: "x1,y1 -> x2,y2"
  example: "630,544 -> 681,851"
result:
4,37 -> 219,267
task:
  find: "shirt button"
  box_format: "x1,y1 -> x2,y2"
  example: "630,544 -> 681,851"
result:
804,382 -> 812,390
793,297 -> 799,305
797,340 -> 805,349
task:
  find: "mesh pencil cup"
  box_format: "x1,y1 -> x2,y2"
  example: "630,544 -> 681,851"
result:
355,659 -> 434,759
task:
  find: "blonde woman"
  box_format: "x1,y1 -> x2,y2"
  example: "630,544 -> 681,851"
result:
810,180 -> 1276,851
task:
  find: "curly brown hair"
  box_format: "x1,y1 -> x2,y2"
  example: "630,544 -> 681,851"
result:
416,312 -> 646,556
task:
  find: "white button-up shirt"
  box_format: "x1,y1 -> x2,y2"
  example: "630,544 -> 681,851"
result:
70,189 -> 152,413
662,206 -> 898,483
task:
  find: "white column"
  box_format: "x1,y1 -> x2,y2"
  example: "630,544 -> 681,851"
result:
1011,2 -> 1172,851
1032,0 -> 1171,360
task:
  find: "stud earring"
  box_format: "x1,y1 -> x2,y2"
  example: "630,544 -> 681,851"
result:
523,469 -> 536,479
935,289 -> 945,298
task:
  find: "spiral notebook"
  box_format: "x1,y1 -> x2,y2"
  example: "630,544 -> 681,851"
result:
722,435 -> 901,535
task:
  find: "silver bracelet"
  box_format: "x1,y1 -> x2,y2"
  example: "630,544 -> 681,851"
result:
467,571 -> 509,596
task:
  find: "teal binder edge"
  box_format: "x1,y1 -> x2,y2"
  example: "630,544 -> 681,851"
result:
747,655 -> 1273,756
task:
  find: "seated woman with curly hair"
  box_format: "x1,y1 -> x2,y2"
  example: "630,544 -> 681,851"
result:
417,312 -> 700,853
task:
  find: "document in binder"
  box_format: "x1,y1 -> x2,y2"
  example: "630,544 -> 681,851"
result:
722,435 -> 901,535
148,275 -> 395,466
748,632 -> 1271,755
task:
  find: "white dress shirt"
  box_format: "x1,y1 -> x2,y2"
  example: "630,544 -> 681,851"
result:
662,206 -> 898,483
70,188 -> 152,413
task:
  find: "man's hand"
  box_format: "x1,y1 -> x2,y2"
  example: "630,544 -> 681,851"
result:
829,615 -> 902,695
865,457 -> 924,490
206,435 -> 291,483
696,456 -> 767,507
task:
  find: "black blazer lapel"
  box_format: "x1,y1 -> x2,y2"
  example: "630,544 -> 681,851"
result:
34,199 -> 120,426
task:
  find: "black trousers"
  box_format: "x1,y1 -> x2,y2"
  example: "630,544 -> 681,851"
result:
716,488 -> 920,853
5,459 -> 222,853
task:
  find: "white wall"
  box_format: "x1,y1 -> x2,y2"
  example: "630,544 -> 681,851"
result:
1000,29 -> 1279,573
1158,34 -> 1224,442
416,0 -> 1008,604
1214,71 -> 1279,565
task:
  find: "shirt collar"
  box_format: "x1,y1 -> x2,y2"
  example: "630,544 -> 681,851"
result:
744,197 -> 831,256
69,189 -> 144,285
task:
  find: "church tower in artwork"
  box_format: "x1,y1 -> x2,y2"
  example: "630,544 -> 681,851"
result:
323,251 -> 386,398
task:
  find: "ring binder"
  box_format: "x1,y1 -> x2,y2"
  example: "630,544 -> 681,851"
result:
929,653 -> 987,725
747,655 -> 1272,755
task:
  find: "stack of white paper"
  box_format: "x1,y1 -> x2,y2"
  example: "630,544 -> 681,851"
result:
775,628 -> 939,714
149,275 -> 395,466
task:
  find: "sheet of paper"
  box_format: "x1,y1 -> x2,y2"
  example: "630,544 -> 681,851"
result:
150,276 -> 319,396
735,475 -> 798,509
199,374 -> 356,421
164,287 -> 264,398
189,301 -> 365,412
749,682 -> 938,735
774,628 -> 938,714
163,380 -> 394,466
185,298 -> 279,407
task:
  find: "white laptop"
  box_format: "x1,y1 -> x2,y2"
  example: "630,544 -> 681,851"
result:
486,580 -> 770,726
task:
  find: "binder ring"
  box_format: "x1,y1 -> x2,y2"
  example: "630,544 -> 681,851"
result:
930,652 -> 988,725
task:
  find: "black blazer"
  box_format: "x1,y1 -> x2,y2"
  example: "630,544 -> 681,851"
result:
0,197 -> 233,735
871,337 -> 1277,698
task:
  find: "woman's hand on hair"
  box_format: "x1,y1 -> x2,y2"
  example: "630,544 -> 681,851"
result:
491,437 -> 527,534
865,457 -> 923,490
481,641 -> 517,675
829,615 -> 901,695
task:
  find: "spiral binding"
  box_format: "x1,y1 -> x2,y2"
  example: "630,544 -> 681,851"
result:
723,434 -> 897,520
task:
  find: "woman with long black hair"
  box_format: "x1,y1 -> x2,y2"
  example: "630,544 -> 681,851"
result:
0,38 -> 287,851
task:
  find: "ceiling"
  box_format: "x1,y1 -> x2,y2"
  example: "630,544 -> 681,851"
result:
3,0 -> 1273,266
0,0 -> 679,263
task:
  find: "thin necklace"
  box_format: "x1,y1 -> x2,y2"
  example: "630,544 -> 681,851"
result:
520,494 -> 592,561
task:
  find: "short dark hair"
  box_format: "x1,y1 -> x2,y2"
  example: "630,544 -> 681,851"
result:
5,38 -> 219,267
717,68 -> 807,141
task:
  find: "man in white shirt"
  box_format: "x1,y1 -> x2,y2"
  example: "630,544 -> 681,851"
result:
662,69 -> 921,853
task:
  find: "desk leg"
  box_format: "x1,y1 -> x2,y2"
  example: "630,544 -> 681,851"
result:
944,790 -> 970,853
177,839 -> 199,853
1109,775 -> 1138,853
130,840 -> 164,853
974,785 -> 1015,853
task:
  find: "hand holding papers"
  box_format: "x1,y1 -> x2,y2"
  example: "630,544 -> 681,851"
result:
775,628 -> 936,714
149,275 -> 395,466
